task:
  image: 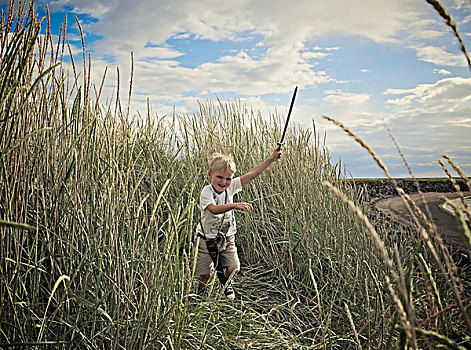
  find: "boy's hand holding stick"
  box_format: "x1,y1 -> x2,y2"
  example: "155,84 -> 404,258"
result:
236,86 -> 298,210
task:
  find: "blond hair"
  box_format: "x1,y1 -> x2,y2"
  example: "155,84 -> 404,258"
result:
209,153 -> 236,174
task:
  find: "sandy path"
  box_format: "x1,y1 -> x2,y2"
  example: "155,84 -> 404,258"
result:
374,192 -> 471,253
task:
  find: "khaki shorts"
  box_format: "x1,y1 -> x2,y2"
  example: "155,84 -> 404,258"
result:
195,235 -> 240,276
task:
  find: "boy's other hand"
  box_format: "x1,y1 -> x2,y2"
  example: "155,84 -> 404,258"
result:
234,202 -> 253,213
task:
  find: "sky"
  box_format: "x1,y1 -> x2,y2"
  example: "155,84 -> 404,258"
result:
2,0 -> 471,178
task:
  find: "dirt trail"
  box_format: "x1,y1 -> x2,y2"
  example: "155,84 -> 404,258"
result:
374,191 -> 471,255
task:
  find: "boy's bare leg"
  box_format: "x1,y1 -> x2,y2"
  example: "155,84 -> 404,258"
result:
216,264 -> 238,285
198,273 -> 211,295
199,273 -> 211,286
221,265 -> 238,300
198,267 -> 238,299
225,265 -> 239,278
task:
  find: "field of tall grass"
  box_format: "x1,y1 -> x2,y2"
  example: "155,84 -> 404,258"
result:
1,1 -> 470,349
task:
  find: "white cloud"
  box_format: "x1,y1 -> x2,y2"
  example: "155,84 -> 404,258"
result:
444,117 -> 471,127
323,91 -> 370,106
141,46 -> 184,60
312,46 -> 339,51
49,0 -> 115,17
301,52 -> 330,60
418,77 -> 471,108
433,68 -> 452,75
452,0 -> 470,11
384,77 -> 471,107
381,77 -> 471,164
315,91 -> 385,140
412,45 -> 468,66
385,96 -> 415,107
317,75 -> 471,176
383,88 -> 414,95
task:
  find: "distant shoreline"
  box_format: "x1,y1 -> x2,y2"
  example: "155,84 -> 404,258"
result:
347,178 -> 470,201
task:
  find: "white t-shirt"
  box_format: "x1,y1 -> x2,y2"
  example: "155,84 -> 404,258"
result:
197,177 -> 242,239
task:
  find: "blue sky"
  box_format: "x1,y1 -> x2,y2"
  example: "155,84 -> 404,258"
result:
2,0 -> 470,178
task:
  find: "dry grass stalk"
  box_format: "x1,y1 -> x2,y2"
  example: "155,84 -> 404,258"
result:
116,66 -> 122,117
393,244 -> 417,339
420,298 -> 471,328
387,126 -> 436,226
74,15 -> 88,117
444,199 -> 471,255
322,116 -> 390,176
413,327 -> 468,350
323,115 -> 461,265
416,258 -> 437,328
259,313 -> 293,350
416,254 -> 443,328
345,303 -> 363,350
67,40 -> 78,93
397,189 -> 440,243
440,156 -> 471,222
439,159 -> 463,193
95,66 -> 108,112
385,276 -> 417,348
322,181 -> 397,279
322,115 -> 471,335
397,188 -> 471,330
438,158 -> 471,251
442,155 -> 471,191
322,116 -> 425,229
127,51 -> 134,118
425,0 -> 471,72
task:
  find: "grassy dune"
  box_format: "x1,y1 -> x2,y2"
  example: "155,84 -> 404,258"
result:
1,1 -> 470,349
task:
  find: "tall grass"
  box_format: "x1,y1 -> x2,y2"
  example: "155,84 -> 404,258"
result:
0,1 -> 470,349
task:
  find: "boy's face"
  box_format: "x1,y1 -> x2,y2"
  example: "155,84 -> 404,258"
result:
208,167 -> 234,194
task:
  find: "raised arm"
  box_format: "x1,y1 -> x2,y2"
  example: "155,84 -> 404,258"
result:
240,148 -> 282,186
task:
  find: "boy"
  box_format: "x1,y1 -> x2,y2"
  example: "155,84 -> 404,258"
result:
195,148 -> 282,299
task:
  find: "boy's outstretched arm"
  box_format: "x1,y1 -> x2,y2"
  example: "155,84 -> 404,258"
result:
240,148 -> 282,186
206,202 -> 253,214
